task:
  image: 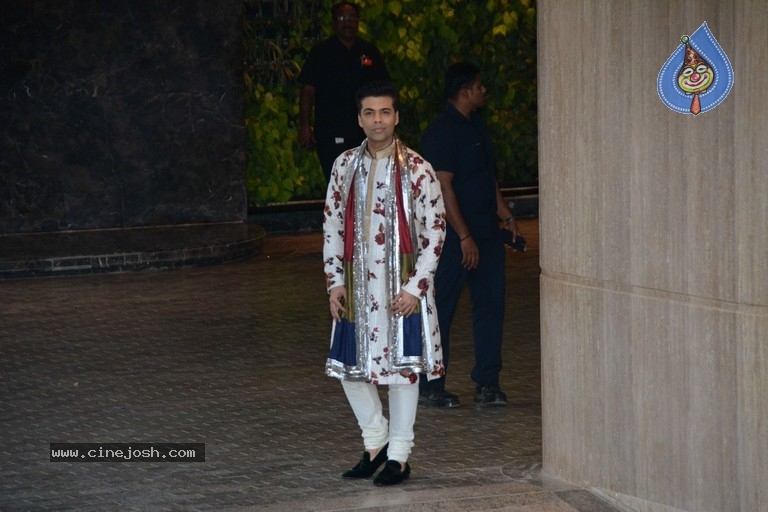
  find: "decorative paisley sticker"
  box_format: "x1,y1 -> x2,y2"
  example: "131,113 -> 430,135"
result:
657,22 -> 734,115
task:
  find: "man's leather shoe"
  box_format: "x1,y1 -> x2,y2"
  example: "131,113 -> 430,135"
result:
474,385 -> 508,406
418,390 -> 460,408
373,460 -> 411,486
341,443 -> 388,478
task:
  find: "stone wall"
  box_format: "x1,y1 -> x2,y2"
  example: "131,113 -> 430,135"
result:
0,0 -> 245,234
538,1 -> 767,511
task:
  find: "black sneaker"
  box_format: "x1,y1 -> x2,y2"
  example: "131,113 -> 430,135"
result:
474,385 -> 508,406
418,390 -> 461,408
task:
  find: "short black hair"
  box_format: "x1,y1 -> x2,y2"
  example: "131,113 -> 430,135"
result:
331,2 -> 359,18
445,62 -> 480,100
355,81 -> 399,112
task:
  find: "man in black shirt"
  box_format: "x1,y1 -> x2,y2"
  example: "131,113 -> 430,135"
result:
298,2 -> 390,183
419,62 -> 522,408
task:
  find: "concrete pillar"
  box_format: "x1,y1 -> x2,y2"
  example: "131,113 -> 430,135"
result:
538,1 -> 767,511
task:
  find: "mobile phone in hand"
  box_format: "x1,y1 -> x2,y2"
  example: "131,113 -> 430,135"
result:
500,229 -> 526,252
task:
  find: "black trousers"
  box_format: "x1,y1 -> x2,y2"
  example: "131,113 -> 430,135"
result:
420,231 -> 506,393
316,131 -> 365,184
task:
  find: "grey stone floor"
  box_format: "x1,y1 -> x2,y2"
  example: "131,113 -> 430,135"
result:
0,220 -> 622,511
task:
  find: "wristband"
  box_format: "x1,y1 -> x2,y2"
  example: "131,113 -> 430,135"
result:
460,234 -> 471,241
504,216 -> 514,226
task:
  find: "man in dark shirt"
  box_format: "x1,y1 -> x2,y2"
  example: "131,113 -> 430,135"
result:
298,2 -> 390,183
419,62 -> 522,408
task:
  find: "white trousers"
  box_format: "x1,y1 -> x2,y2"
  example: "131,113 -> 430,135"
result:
341,379 -> 419,463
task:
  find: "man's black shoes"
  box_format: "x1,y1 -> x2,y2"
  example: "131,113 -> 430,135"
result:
418,390 -> 461,408
419,387 -> 506,406
474,385 -> 508,406
342,445 -> 411,486
341,443 -> 388,478
373,460 -> 411,486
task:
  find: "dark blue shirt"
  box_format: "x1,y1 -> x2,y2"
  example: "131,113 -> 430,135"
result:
421,103 -> 498,239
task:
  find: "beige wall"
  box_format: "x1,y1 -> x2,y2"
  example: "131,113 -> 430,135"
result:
537,1 -> 767,511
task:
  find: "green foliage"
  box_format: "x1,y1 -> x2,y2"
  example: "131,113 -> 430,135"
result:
359,0 -> 538,184
243,0 -> 537,206
243,0 -> 326,206
244,82 -> 326,204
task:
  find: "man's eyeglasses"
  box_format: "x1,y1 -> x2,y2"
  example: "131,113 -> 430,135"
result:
335,15 -> 358,22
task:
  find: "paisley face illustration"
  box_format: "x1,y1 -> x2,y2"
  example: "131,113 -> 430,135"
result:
657,22 -> 734,115
678,62 -> 714,93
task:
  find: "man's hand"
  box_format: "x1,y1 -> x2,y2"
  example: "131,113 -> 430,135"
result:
460,237 -> 480,269
329,286 -> 347,322
504,218 -> 522,241
298,124 -> 315,149
435,170 -> 478,269
390,290 -> 418,318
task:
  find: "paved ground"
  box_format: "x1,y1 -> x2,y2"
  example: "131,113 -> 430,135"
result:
0,220 -> 622,511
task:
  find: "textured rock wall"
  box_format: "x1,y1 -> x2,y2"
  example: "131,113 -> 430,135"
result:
1,1 -> 245,233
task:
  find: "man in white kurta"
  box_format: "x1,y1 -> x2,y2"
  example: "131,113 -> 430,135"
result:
323,81 -> 445,486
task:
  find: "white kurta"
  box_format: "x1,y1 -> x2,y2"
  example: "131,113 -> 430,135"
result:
323,141 -> 446,385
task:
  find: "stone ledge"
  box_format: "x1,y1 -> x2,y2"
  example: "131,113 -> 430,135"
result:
0,222 -> 265,279
249,189 -> 539,234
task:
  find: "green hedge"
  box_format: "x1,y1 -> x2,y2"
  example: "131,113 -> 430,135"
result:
244,0 -> 537,206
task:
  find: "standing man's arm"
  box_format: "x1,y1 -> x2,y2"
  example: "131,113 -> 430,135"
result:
438,170 -> 479,270
494,181 -> 521,240
299,84 -> 316,148
393,161 -> 446,318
